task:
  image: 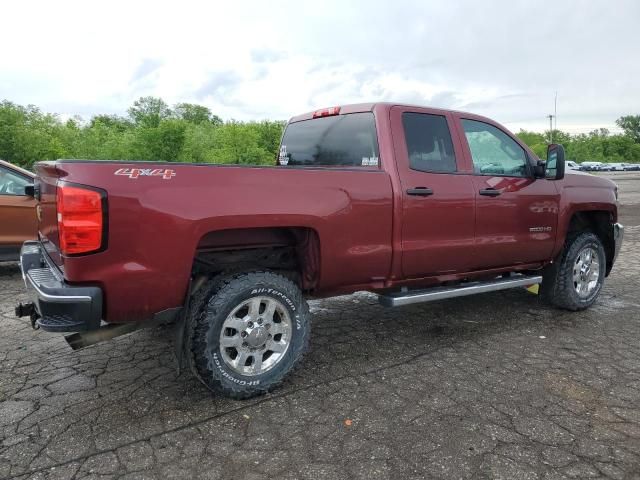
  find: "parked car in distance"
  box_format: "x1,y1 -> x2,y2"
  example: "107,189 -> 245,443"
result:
16,103 -> 623,399
609,163 -> 626,171
566,161 -> 580,170
580,161 -> 603,171
624,163 -> 640,171
0,160 -> 37,261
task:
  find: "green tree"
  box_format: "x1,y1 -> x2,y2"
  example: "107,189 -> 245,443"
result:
209,121 -> 270,164
174,103 -> 222,125
178,122 -> 219,163
127,96 -> 172,128
516,130 -> 547,158
616,115 -> 640,143
254,120 -> 286,159
90,114 -> 132,132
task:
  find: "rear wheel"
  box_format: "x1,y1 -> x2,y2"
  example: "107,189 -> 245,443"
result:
187,271 -> 310,399
542,232 -> 606,311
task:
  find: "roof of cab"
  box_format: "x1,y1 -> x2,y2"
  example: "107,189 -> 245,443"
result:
288,103 -> 376,123
287,102 -> 495,124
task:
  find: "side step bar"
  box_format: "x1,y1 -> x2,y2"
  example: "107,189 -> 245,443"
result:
378,274 -> 543,307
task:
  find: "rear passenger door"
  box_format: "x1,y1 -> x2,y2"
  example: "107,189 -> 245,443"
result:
390,106 -> 476,278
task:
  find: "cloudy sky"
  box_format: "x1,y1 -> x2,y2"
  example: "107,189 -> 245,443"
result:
1,0 -> 638,133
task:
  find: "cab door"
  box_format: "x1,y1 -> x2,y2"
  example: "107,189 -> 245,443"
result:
390,106 -> 476,278
454,115 -> 560,269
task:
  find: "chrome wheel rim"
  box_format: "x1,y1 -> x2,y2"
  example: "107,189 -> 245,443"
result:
573,247 -> 600,298
219,296 -> 292,376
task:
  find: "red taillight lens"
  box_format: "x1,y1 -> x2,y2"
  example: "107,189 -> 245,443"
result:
312,106 -> 341,118
57,184 -> 104,255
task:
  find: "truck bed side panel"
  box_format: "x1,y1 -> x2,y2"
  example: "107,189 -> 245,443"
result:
48,162 -> 394,323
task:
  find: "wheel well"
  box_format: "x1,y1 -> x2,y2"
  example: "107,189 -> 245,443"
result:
567,211 -> 615,275
193,227 -> 320,291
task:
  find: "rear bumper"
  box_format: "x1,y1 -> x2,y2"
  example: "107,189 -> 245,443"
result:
18,241 -> 102,332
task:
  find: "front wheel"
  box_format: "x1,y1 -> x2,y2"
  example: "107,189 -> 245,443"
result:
188,271 -> 310,399
542,232 -> 606,311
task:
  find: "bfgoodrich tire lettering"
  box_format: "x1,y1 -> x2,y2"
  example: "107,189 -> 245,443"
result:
542,232 -> 606,311
187,271 -> 310,399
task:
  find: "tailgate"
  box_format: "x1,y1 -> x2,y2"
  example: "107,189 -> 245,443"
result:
35,162 -> 64,267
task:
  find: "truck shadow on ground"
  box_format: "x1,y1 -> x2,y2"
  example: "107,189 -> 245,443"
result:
2,257 -> 594,394
1,259 -> 623,478
151,286 -> 587,401
2,256 -> 590,406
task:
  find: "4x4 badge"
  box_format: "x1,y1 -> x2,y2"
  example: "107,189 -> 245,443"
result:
114,168 -> 176,179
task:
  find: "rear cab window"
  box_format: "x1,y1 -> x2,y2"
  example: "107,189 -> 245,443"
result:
279,113 -> 379,168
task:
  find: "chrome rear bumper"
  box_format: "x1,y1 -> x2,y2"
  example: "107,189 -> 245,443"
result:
18,241 -> 102,332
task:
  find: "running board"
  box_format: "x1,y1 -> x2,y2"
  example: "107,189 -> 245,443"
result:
378,274 -> 543,307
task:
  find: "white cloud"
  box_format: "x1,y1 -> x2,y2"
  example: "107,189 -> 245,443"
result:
1,0 -> 638,133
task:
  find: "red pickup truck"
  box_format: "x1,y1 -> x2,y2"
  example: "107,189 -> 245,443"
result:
16,103 -> 623,398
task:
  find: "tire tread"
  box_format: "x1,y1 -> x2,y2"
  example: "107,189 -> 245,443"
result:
186,270 -> 310,399
542,231 -> 605,311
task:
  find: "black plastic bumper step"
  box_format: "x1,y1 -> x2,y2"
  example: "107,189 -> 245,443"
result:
36,314 -> 87,333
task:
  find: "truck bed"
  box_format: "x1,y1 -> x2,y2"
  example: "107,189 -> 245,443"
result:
36,160 -> 394,323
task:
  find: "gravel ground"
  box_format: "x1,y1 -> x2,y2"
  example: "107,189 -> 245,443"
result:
1,173 -> 639,480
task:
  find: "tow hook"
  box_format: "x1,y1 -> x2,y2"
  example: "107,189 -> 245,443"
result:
15,303 -> 40,330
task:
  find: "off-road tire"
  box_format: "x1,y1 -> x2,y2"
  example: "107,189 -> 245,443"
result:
541,232 -> 606,311
187,271 -> 310,399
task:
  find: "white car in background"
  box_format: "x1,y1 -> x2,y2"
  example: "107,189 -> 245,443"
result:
566,161 -> 580,170
609,163 -> 626,171
581,161 -> 603,171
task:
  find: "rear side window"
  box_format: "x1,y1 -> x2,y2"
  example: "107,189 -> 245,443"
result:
279,113 -> 379,167
402,113 -> 457,173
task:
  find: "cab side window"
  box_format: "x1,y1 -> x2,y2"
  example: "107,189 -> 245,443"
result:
0,167 -> 30,196
402,113 -> 457,173
461,119 -> 528,177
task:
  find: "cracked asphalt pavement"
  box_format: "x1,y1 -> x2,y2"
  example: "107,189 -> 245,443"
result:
1,172 -> 639,479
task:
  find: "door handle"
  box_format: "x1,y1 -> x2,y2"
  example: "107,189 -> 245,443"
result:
479,188 -> 501,197
406,187 -> 434,196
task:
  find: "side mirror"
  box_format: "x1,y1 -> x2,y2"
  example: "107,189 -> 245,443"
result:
545,144 -> 565,180
24,184 -> 35,197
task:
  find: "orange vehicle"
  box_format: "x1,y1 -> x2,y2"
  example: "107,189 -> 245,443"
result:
0,160 -> 37,261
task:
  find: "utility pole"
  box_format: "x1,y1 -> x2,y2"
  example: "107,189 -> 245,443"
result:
547,114 -> 555,143
554,91 -> 557,132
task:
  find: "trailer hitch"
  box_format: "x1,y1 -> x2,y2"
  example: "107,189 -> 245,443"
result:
15,303 -> 40,330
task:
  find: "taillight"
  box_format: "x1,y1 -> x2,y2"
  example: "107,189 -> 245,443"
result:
56,184 -> 105,255
312,106 -> 341,118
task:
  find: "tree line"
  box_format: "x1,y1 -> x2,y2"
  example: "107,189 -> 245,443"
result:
0,97 -> 285,168
517,116 -> 640,164
1,97 -> 639,169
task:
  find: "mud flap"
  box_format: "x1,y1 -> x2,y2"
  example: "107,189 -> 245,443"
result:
174,280 -> 193,376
